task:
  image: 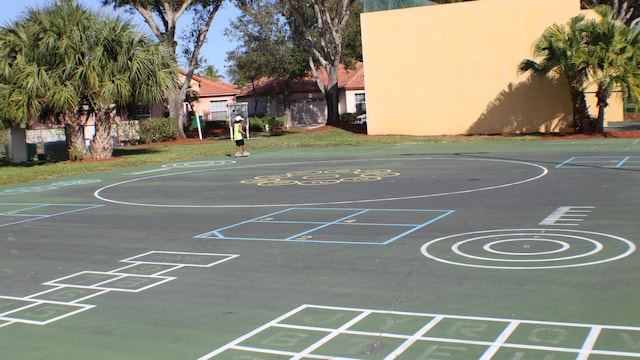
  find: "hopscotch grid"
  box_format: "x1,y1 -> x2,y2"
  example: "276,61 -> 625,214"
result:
120,251 -> 239,267
199,304 -> 640,359
0,251 -> 239,328
196,208 -> 454,245
25,287 -> 110,303
44,271 -> 176,293
110,263 -> 184,276
0,296 -> 95,325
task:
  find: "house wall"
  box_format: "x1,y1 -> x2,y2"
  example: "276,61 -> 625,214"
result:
360,0 -> 623,136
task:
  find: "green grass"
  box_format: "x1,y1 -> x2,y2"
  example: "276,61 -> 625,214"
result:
0,127 -> 537,186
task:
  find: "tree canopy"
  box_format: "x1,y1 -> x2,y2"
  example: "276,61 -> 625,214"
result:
0,0 -> 177,159
102,0 -> 224,138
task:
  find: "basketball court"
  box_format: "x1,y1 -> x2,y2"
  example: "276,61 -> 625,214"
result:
1,138 -> 639,359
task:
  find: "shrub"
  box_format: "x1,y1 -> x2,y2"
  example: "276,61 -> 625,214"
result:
138,117 -> 178,143
248,115 -> 284,132
339,113 -> 358,123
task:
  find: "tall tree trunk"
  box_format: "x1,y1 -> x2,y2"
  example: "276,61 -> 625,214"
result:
595,88 -> 608,134
64,111 -> 87,161
90,106 -> 116,160
325,82 -> 340,125
169,88 -> 187,138
283,82 -> 293,128
570,87 -> 592,134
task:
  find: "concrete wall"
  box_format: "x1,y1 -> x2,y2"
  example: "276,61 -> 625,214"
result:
360,0 -> 622,135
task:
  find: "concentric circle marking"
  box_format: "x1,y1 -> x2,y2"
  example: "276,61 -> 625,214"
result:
421,229 -> 635,269
483,239 -> 569,256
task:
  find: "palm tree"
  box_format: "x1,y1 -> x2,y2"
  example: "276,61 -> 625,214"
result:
85,18 -> 178,159
200,65 -> 222,81
519,15 -> 593,133
0,0 -> 177,160
582,5 -> 640,133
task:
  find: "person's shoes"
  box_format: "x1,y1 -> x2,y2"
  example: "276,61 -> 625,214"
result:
234,152 -> 241,157
242,152 -> 250,157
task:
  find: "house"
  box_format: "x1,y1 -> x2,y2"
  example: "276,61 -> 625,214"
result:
174,72 -> 242,123
237,62 -> 366,126
360,0 -> 624,136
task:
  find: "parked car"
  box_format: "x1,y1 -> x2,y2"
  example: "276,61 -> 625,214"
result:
355,114 -> 367,125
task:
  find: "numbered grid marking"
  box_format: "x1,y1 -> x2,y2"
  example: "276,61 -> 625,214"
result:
0,203 -> 103,228
0,296 -> 94,325
556,156 -> 640,169
196,208 -> 454,245
198,305 -> 640,359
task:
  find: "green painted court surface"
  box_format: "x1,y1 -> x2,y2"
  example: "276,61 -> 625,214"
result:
1,139 -> 639,359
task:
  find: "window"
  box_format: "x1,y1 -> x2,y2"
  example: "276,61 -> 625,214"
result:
210,100 -> 228,121
355,93 -> 366,114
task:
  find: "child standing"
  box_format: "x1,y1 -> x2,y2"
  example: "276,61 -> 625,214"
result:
233,116 -> 249,157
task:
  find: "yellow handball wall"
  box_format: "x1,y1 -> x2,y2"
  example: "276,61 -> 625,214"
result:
361,0 -> 623,136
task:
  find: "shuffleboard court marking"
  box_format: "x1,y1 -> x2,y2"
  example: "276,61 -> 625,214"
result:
198,304 -> 640,359
539,206 -> 594,226
94,157 -> 548,208
0,251 -> 238,327
421,229 -> 636,270
195,208 -> 454,245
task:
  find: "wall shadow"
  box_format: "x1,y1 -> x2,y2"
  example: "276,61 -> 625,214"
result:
468,77 -> 573,134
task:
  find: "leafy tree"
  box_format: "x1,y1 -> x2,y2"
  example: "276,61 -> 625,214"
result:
87,18 -> 178,159
282,0 -> 360,125
582,0 -> 640,27
102,0 -> 224,138
581,5 -> 640,132
519,15 -> 593,133
227,0 -> 308,127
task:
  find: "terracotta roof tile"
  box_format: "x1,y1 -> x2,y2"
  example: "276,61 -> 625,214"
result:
239,61 -> 365,96
182,71 -> 241,97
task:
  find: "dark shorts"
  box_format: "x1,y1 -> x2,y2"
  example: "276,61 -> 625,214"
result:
235,139 -> 245,146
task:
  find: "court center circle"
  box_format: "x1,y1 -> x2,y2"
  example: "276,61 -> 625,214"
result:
94,157 -> 548,208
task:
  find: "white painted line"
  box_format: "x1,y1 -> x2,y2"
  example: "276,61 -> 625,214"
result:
199,305 -> 640,359
540,206 -> 594,226
421,228 -> 635,270
94,157 -> 548,208
479,321 -> 520,359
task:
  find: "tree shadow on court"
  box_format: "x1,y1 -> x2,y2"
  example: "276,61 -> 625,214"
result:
112,147 -> 162,156
468,77 -> 573,134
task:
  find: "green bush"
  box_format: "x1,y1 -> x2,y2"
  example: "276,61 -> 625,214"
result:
248,115 -> 284,132
339,113 -> 358,123
138,117 -> 178,143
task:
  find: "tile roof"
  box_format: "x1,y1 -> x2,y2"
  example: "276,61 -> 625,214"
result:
239,61 -> 365,96
182,71 -> 241,97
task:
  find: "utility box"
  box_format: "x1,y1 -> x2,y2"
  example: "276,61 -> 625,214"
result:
7,128 -> 28,163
